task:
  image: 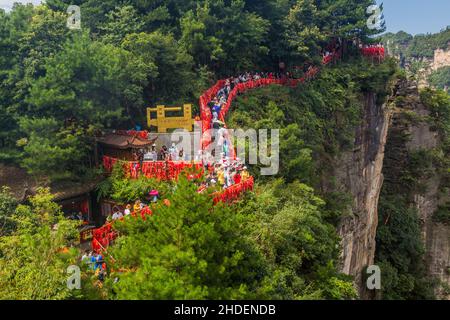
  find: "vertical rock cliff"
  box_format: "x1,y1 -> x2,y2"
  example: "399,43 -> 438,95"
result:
374,79 -> 449,299
333,91 -> 392,297
331,75 -> 449,299
396,82 -> 450,299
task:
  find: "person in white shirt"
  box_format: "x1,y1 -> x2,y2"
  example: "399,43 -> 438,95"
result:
81,250 -> 91,263
124,204 -> 131,216
144,144 -> 158,161
169,143 -> 178,161
196,150 -> 202,161
151,146 -> 158,161
112,211 -> 123,220
144,150 -> 153,161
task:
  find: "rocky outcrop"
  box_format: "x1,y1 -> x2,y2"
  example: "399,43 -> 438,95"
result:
432,48 -> 450,71
403,87 -> 450,299
382,79 -> 450,299
334,91 -> 392,298
400,47 -> 450,89
423,219 -> 450,299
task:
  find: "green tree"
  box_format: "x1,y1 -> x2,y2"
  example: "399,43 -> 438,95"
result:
374,90 -> 447,299
122,31 -> 195,106
429,67 -> 450,91
240,180 -> 356,299
0,188 -> 80,300
96,162 -> 173,203
98,5 -> 144,45
376,195 -> 435,299
27,32 -> 150,125
105,177 -> 266,299
18,117 -> 94,180
0,187 -> 17,236
0,4 -> 34,159
180,4 -> 225,67
383,27 -> 450,59
285,0 -> 327,63
318,0 -> 384,40
46,0 -> 124,34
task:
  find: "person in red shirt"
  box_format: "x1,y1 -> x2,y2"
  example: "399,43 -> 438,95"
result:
234,172 -> 241,184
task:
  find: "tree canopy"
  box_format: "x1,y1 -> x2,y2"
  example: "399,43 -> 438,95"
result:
0,188 -> 80,299
0,0 -> 384,179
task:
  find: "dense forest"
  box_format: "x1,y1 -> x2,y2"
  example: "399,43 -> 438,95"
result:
0,1 -> 449,300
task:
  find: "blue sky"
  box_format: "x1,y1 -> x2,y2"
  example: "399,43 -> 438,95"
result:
0,0 -> 41,11
376,0 -> 449,35
1,1 -> 449,36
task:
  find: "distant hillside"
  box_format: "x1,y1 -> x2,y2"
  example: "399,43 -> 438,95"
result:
382,28 -> 450,91
383,27 -> 450,59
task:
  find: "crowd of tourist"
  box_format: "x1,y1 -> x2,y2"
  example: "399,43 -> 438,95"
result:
131,143 -> 190,164
196,151 -> 252,197
197,154 -> 250,191
209,71 -> 290,121
360,43 -> 384,49
109,197 -> 158,222
68,211 -> 85,221
200,69 -> 293,191
81,250 -> 107,282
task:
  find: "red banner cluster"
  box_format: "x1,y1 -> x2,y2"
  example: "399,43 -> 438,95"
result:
92,223 -> 117,252
213,176 -> 254,204
103,156 -> 118,172
360,47 -> 385,58
141,161 -> 203,180
115,130 -> 149,139
102,156 -> 203,180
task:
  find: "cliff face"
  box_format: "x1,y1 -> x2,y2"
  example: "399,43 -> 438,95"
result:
402,86 -> 450,299
378,79 -> 449,299
333,76 -> 449,299
432,48 -> 450,71
394,47 -> 450,89
334,92 -> 392,297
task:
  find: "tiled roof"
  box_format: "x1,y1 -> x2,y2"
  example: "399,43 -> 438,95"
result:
97,133 -> 157,149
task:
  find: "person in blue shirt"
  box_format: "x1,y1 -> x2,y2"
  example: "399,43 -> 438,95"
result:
94,254 -> 103,271
212,103 -> 221,115
90,254 -> 97,270
223,139 -> 229,157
